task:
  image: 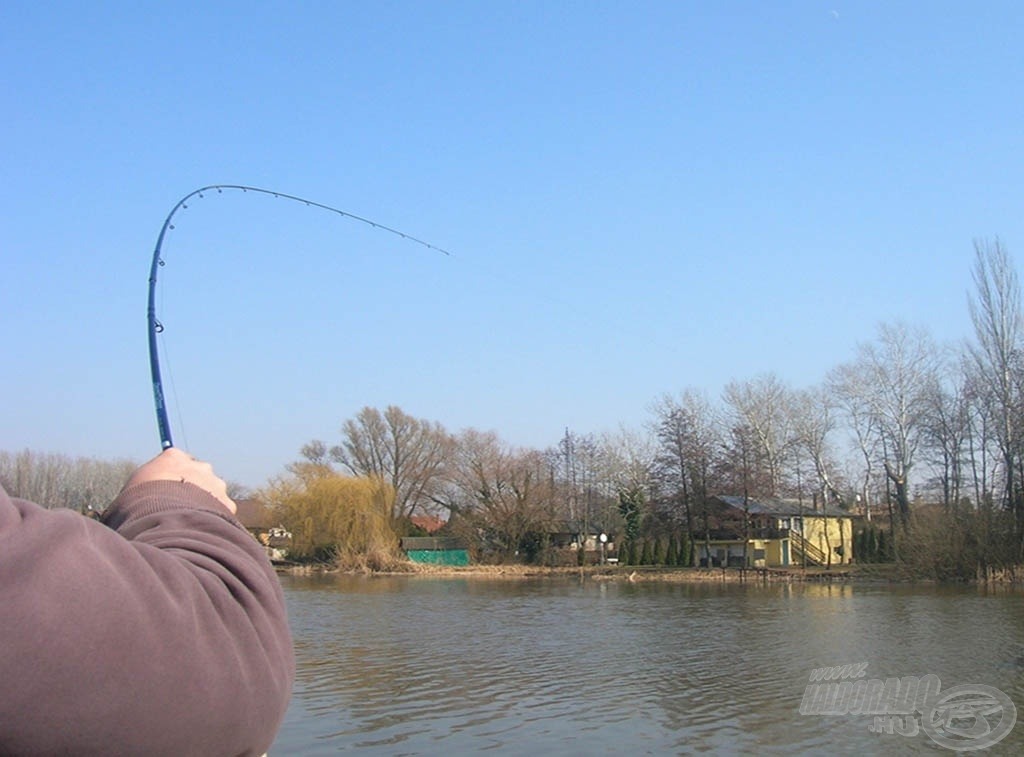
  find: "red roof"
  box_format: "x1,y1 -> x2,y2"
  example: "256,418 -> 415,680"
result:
410,514 -> 446,534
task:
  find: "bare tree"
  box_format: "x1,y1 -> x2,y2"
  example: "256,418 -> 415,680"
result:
828,360 -> 882,522
558,429 -> 603,536
967,238 -> 1024,553
446,429 -> 556,561
790,386 -> 844,508
598,427 -> 657,557
854,322 -> 939,528
651,401 -> 696,555
961,364 -> 999,510
599,426 -> 656,500
650,390 -> 721,565
789,386 -> 851,567
919,365 -> 971,511
0,450 -> 136,512
720,422 -> 758,566
326,405 -> 455,525
723,374 -> 794,497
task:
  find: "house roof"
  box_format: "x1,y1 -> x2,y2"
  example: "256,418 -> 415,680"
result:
713,495 -> 852,518
410,514 -> 447,534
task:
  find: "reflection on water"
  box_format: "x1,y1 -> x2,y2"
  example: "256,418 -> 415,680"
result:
272,576 -> 1024,755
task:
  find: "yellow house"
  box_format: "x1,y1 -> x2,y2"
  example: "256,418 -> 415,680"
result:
697,495 -> 855,568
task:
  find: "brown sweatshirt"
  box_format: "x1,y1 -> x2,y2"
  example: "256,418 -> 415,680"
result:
0,480 -> 294,756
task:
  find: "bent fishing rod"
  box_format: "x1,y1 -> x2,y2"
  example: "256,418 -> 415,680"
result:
147,184 -> 450,450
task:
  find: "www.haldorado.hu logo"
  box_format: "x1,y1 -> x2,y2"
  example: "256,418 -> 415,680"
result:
799,663 -> 1017,751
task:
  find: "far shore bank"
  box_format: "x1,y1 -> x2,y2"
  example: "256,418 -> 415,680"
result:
277,561 -> 1024,586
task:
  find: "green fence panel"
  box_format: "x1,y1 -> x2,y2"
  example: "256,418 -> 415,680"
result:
406,549 -> 470,566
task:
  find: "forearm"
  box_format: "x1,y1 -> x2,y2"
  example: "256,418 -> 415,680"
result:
0,482 -> 294,756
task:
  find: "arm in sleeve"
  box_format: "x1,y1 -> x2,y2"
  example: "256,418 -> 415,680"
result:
0,481 -> 295,757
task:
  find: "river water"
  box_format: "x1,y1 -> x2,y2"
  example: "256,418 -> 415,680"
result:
271,575 -> 1024,755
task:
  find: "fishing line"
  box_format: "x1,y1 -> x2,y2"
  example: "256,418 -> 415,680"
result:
147,184 -> 451,450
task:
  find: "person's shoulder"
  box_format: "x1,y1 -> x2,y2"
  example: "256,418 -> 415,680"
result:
1,486 -> 48,521
1,489 -> 78,517
0,487 -> 101,563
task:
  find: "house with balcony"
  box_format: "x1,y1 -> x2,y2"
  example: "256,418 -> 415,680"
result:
695,495 -> 855,568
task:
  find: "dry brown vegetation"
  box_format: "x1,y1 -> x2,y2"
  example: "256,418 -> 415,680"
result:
260,471 -> 402,568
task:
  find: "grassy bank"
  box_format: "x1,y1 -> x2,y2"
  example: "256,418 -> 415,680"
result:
404,564 -> 852,583
282,561 -> 854,583
278,560 -> 1024,585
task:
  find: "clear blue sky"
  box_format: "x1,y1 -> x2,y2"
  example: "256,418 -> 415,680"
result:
3,2 -> 1022,487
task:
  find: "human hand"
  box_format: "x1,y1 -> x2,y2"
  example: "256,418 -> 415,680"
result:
126,448 -> 237,515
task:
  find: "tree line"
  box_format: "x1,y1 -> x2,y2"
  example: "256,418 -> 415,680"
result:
0,450 -> 137,513
266,240 -> 1024,578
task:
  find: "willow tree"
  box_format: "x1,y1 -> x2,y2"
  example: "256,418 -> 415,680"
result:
262,472 -> 398,567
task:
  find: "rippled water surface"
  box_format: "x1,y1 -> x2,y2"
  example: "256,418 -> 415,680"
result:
271,575 -> 1024,755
